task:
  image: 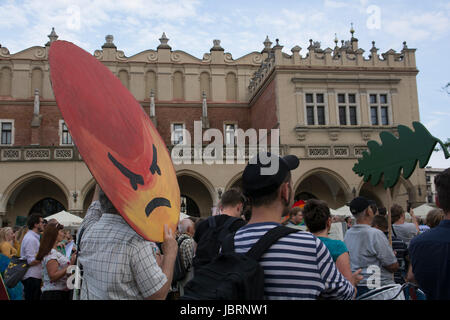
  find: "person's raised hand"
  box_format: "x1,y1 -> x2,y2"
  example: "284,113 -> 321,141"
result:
351,269 -> 363,287
161,224 -> 178,259
70,253 -> 77,265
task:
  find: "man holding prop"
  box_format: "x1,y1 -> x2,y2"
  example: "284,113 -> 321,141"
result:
353,121 -> 450,247
351,121 -> 449,298
48,40 -> 181,299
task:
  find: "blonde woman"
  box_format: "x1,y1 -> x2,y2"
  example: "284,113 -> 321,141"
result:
14,226 -> 28,256
0,227 -> 17,258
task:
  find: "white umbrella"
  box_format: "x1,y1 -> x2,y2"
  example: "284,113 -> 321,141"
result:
179,212 -> 192,221
46,210 -> 83,228
329,208 -> 340,216
409,203 -> 437,219
333,205 -> 352,216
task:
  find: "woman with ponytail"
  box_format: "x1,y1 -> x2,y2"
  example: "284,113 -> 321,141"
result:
36,223 -> 76,300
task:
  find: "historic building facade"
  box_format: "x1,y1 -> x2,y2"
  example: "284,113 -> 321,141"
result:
0,28 -> 426,226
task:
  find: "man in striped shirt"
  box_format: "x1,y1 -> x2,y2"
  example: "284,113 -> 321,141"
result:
234,152 -> 360,300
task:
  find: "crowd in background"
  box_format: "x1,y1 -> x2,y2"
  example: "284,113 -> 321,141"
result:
1,159 -> 449,301
0,218 -> 77,300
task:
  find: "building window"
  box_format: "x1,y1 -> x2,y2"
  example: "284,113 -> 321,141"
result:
337,93 -> 358,126
369,93 -> 390,125
59,120 -> 73,145
370,106 -> 379,125
1,121 -> 13,145
224,123 -> 237,145
171,123 -> 185,145
305,93 -> 327,125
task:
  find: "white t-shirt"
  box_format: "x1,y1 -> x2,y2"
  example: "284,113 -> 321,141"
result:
392,223 -> 418,247
344,224 -> 398,287
42,249 -> 70,292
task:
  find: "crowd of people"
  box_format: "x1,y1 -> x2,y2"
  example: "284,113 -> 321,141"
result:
0,217 -> 77,300
0,153 -> 449,300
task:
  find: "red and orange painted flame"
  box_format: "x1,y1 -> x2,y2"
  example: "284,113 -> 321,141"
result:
49,40 -> 180,242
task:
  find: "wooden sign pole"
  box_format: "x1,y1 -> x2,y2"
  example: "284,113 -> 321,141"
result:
386,188 -> 393,247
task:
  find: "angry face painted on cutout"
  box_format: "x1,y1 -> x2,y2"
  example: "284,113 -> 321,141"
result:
49,41 -> 180,242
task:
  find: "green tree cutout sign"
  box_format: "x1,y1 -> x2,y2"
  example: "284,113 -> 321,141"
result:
353,122 -> 450,189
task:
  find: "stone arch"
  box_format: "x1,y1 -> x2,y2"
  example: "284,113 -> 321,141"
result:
393,176 -> 417,206
80,178 -> 97,214
1,171 -> 70,226
225,171 -> 243,192
357,175 -> 417,209
293,168 -> 352,209
357,180 -> 385,208
176,169 -> 215,217
0,66 -> 12,96
225,72 -> 237,101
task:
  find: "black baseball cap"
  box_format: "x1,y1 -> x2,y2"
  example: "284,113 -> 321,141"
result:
242,152 -> 299,198
349,196 -> 371,215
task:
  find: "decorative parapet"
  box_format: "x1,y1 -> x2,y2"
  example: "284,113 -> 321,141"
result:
248,48 -> 275,94
276,39 -> 416,69
248,27 -> 417,96
0,46 -> 10,58
0,146 -> 81,161
88,33 -> 263,67
168,145 -> 277,162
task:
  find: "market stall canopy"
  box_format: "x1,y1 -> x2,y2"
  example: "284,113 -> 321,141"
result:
410,203 -> 438,218
45,211 -> 83,228
329,208 -> 341,216
179,212 -> 193,221
333,205 -> 352,216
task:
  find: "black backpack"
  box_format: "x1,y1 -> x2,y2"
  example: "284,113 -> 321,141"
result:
171,235 -> 191,286
192,216 -> 246,271
181,225 -> 298,300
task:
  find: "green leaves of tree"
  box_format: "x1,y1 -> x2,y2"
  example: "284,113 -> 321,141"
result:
353,122 -> 450,189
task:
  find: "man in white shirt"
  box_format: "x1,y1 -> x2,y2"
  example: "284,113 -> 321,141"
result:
344,197 -> 399,298
21,213 -> 45,300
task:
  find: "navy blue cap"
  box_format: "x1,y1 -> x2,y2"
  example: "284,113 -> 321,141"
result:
349,196 -> 371,215
242,152 -> 299,198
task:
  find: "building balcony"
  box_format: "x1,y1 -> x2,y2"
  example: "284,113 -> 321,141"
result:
0,145 -> 281,162
0,145 -> 81,162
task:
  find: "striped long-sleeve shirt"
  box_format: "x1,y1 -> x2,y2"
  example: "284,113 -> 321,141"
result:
233,222 -> 355,300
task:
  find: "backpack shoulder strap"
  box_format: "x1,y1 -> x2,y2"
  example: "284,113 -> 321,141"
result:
391,224 -> 398,238
221,232 -> 235,254
217,216 -> 241,244
246,226 -> 298,261
208,216 -> 217,228
222,216 -> 240,232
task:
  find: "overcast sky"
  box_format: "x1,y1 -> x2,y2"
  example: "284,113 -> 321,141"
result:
1,0 -> 449,168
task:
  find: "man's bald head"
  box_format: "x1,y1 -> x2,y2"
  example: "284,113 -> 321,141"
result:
179,218 -> 195,236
